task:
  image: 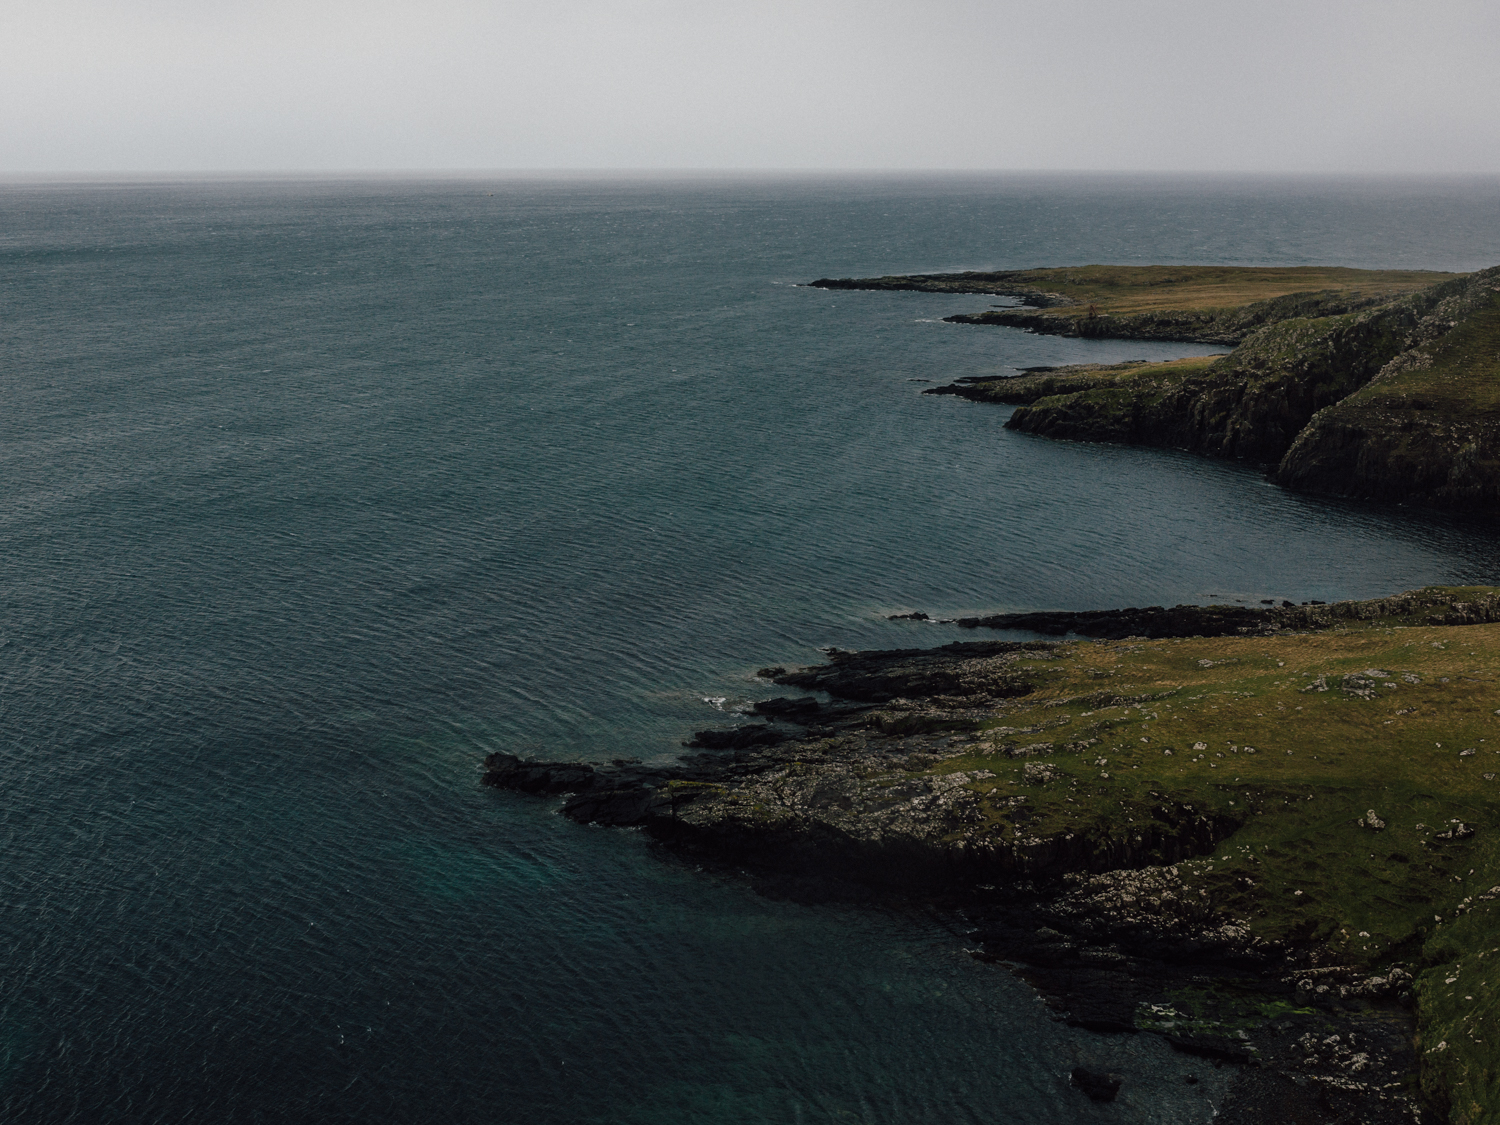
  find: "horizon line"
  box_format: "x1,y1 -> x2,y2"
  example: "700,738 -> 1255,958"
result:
3,168 -> 1500,184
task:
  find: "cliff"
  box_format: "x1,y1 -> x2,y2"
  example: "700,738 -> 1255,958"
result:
1275,272 -> 1500,506
908,266 -> 1500,509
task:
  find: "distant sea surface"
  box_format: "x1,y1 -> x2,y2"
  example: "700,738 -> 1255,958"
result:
3,174 -> 1500,1124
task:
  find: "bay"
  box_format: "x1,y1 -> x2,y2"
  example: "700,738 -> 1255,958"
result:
1,173 -> 1498,1123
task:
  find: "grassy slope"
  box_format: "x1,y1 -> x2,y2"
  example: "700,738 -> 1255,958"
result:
1357,288 -> 1500,415
968,265 -> 1455,319
1276,282 -> 1500,505
909,590 -> 1500,1120
940,356 -> 1219,406
819,265 -> 1456,324
969,302 -> 1424,462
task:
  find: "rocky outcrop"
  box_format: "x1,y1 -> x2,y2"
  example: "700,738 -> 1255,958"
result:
771,639 -> 1048,702
483,648 -> 1241,888
924,362 -> 1157,405
1000,287 -> 1456,464
684,724 -> 786,750
484,590 -> 1500,1123
1273,269 -> 1500,505
891,263 -> 1500,510
946,288 -> 1407,347
483,632 -> 1428,1121
938,586 -> 1500,637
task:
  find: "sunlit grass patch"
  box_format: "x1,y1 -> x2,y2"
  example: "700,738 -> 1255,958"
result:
995,265 -> 1456,317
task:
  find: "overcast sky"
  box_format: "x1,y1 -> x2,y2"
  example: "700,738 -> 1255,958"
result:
5,0 -> 1498,174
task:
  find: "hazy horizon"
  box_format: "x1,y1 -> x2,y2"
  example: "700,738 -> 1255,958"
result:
5,0 -> 1498,175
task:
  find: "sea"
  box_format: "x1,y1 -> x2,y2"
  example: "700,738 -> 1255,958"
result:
2,172 -> 1500,1124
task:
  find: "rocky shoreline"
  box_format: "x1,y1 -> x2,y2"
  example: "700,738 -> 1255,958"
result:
825,264 -> 1500,510
482,587 -> 1500,1122
485,732 -> 1419,1121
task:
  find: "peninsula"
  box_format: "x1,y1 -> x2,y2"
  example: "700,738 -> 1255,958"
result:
813,264 -> 1500,509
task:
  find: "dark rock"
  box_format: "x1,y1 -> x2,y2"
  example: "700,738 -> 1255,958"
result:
923,363 -> 1140,406
561,787 -> 663,826
1070,1067 -> 1122,1103
773,639 -> 1044,702
946,603 -> 1269,639
886,611 -> 929,620
685,725 -> 787,750
751,696 -> 822,720
808,272 -> 1071,307
481,752 -> 597,796
941,588 -> 1500,640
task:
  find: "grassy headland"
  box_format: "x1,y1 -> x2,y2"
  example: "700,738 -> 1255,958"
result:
488,586 -> 1500,1122
1277,280 -> 1500,506
904,265 -> 1500,509
811,265 -> 1458,344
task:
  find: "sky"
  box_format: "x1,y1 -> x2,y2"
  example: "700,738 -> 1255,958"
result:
4,0 -> 1499,174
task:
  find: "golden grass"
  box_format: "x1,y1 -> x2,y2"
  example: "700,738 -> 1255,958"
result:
1007,265 -> 1458,316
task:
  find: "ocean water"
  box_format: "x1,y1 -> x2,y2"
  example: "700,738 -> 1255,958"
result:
2,173 -> 1499,1123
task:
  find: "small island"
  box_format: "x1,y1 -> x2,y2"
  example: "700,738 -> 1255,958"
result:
814,264 -> 1500,510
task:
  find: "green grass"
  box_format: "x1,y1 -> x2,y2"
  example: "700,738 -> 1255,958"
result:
949,621 -> 1500,956
1344,288 -> 1500,417
955,355 -> 1219,405
902,590 -> 1500,1120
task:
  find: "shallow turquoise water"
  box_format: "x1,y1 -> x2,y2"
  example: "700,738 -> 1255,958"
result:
1,173 -> 1498,1122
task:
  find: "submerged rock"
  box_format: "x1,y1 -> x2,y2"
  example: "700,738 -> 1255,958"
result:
1070,1067 -> 1122,1103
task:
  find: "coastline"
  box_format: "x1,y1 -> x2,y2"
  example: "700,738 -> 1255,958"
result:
487,588 -> 1500,1122
827,264 -> 1500,510
487,262 -> 1500,1118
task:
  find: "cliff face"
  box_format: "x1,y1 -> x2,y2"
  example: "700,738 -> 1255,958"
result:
1004,291 -> 1447,463
1274,271 -> 1500,506
920,268 -> 1500,508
